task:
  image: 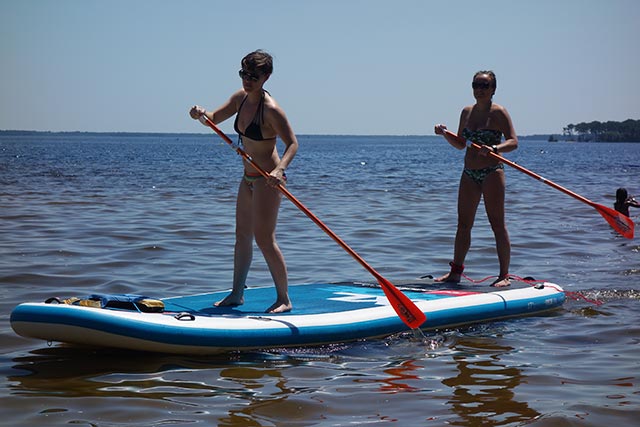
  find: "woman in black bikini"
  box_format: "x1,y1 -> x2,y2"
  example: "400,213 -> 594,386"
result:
433,71 -> 518,287
189,50 -> 299,313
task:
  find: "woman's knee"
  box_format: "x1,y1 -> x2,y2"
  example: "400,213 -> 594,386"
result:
235,226 -> 253,245
488,218 -> 508,235
254,231 -> 277,251
457,217 -> 475,232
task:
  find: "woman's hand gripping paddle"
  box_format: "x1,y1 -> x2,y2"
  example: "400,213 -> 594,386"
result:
470,142 -> 634,239
198,115 -> 426,328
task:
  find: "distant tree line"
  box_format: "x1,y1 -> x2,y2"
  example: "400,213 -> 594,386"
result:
562,119 -> 640,142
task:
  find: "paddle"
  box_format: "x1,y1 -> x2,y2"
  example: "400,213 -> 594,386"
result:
468,141 -> 635,239
198,115 -> 426,328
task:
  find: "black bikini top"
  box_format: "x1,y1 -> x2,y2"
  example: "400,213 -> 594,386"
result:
233,90 -> 275,141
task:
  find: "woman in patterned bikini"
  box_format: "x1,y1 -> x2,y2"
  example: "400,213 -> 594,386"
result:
189,50 -> 299,313
433,70 -> 518,287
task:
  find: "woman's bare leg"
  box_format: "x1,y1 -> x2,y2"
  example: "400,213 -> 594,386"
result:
252,180 -> 291,313
436,174 -> 482,283
215,180 -> 253,307
483,169 -> 511,287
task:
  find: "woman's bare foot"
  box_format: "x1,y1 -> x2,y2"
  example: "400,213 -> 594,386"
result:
214,293 -> 244,307
434,272 -> 461,283
490,276 -> 511,287
265,300 -> 292,313
435,262 -> 464,283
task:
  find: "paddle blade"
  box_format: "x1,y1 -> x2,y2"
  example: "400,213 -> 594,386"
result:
594,204 -> 634,239
378,278 -> 426,329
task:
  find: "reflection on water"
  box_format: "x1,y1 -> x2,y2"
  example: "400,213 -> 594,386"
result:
9,347 -> 301,398
9,347 -> 325,426
442,337 -> 539,426
7,332 -> 543,426
372,359 -> 423,393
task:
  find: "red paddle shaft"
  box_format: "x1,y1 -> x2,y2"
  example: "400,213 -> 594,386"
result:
199,115 -> 426,328
468,141 -> 634,239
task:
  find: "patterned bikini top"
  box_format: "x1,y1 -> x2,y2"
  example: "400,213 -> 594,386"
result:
461,128 -> 502,145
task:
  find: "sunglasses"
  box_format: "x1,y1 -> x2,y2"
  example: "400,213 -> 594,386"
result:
239,69 -> 260,82
472,81 -> 493,90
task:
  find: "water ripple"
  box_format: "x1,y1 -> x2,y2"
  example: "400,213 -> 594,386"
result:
1,134 -> 639,426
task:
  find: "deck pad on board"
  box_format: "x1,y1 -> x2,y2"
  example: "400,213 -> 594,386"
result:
162,283 -> 479,316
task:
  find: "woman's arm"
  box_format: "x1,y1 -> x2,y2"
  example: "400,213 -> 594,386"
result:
493,105 -> 518,154
266,104 -> 298,180
190,90 -> 244,125
434,108 -> 468,149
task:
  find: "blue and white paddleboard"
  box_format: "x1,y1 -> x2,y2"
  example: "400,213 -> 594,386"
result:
10,281 -> 565,355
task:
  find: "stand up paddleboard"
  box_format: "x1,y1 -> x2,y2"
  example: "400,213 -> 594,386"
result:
10,280 -> 565,355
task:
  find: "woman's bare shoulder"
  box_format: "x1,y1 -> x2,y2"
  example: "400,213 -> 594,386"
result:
230,89 -> 247,102
263,93 -> 288,119
491,102 -> 510,114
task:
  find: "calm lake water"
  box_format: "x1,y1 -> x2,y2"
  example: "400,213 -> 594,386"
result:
1,132 -> 639,426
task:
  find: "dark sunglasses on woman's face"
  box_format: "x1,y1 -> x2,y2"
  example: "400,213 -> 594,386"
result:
239,69 -> 260,82
472,81 -> 492,90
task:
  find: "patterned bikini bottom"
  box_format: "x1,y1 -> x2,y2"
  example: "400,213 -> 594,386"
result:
463,163 -> 504,184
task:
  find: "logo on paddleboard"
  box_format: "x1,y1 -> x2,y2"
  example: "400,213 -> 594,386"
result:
328,292 -> 389,306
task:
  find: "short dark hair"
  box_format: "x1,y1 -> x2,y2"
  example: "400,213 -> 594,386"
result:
241,50 -> 273,76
